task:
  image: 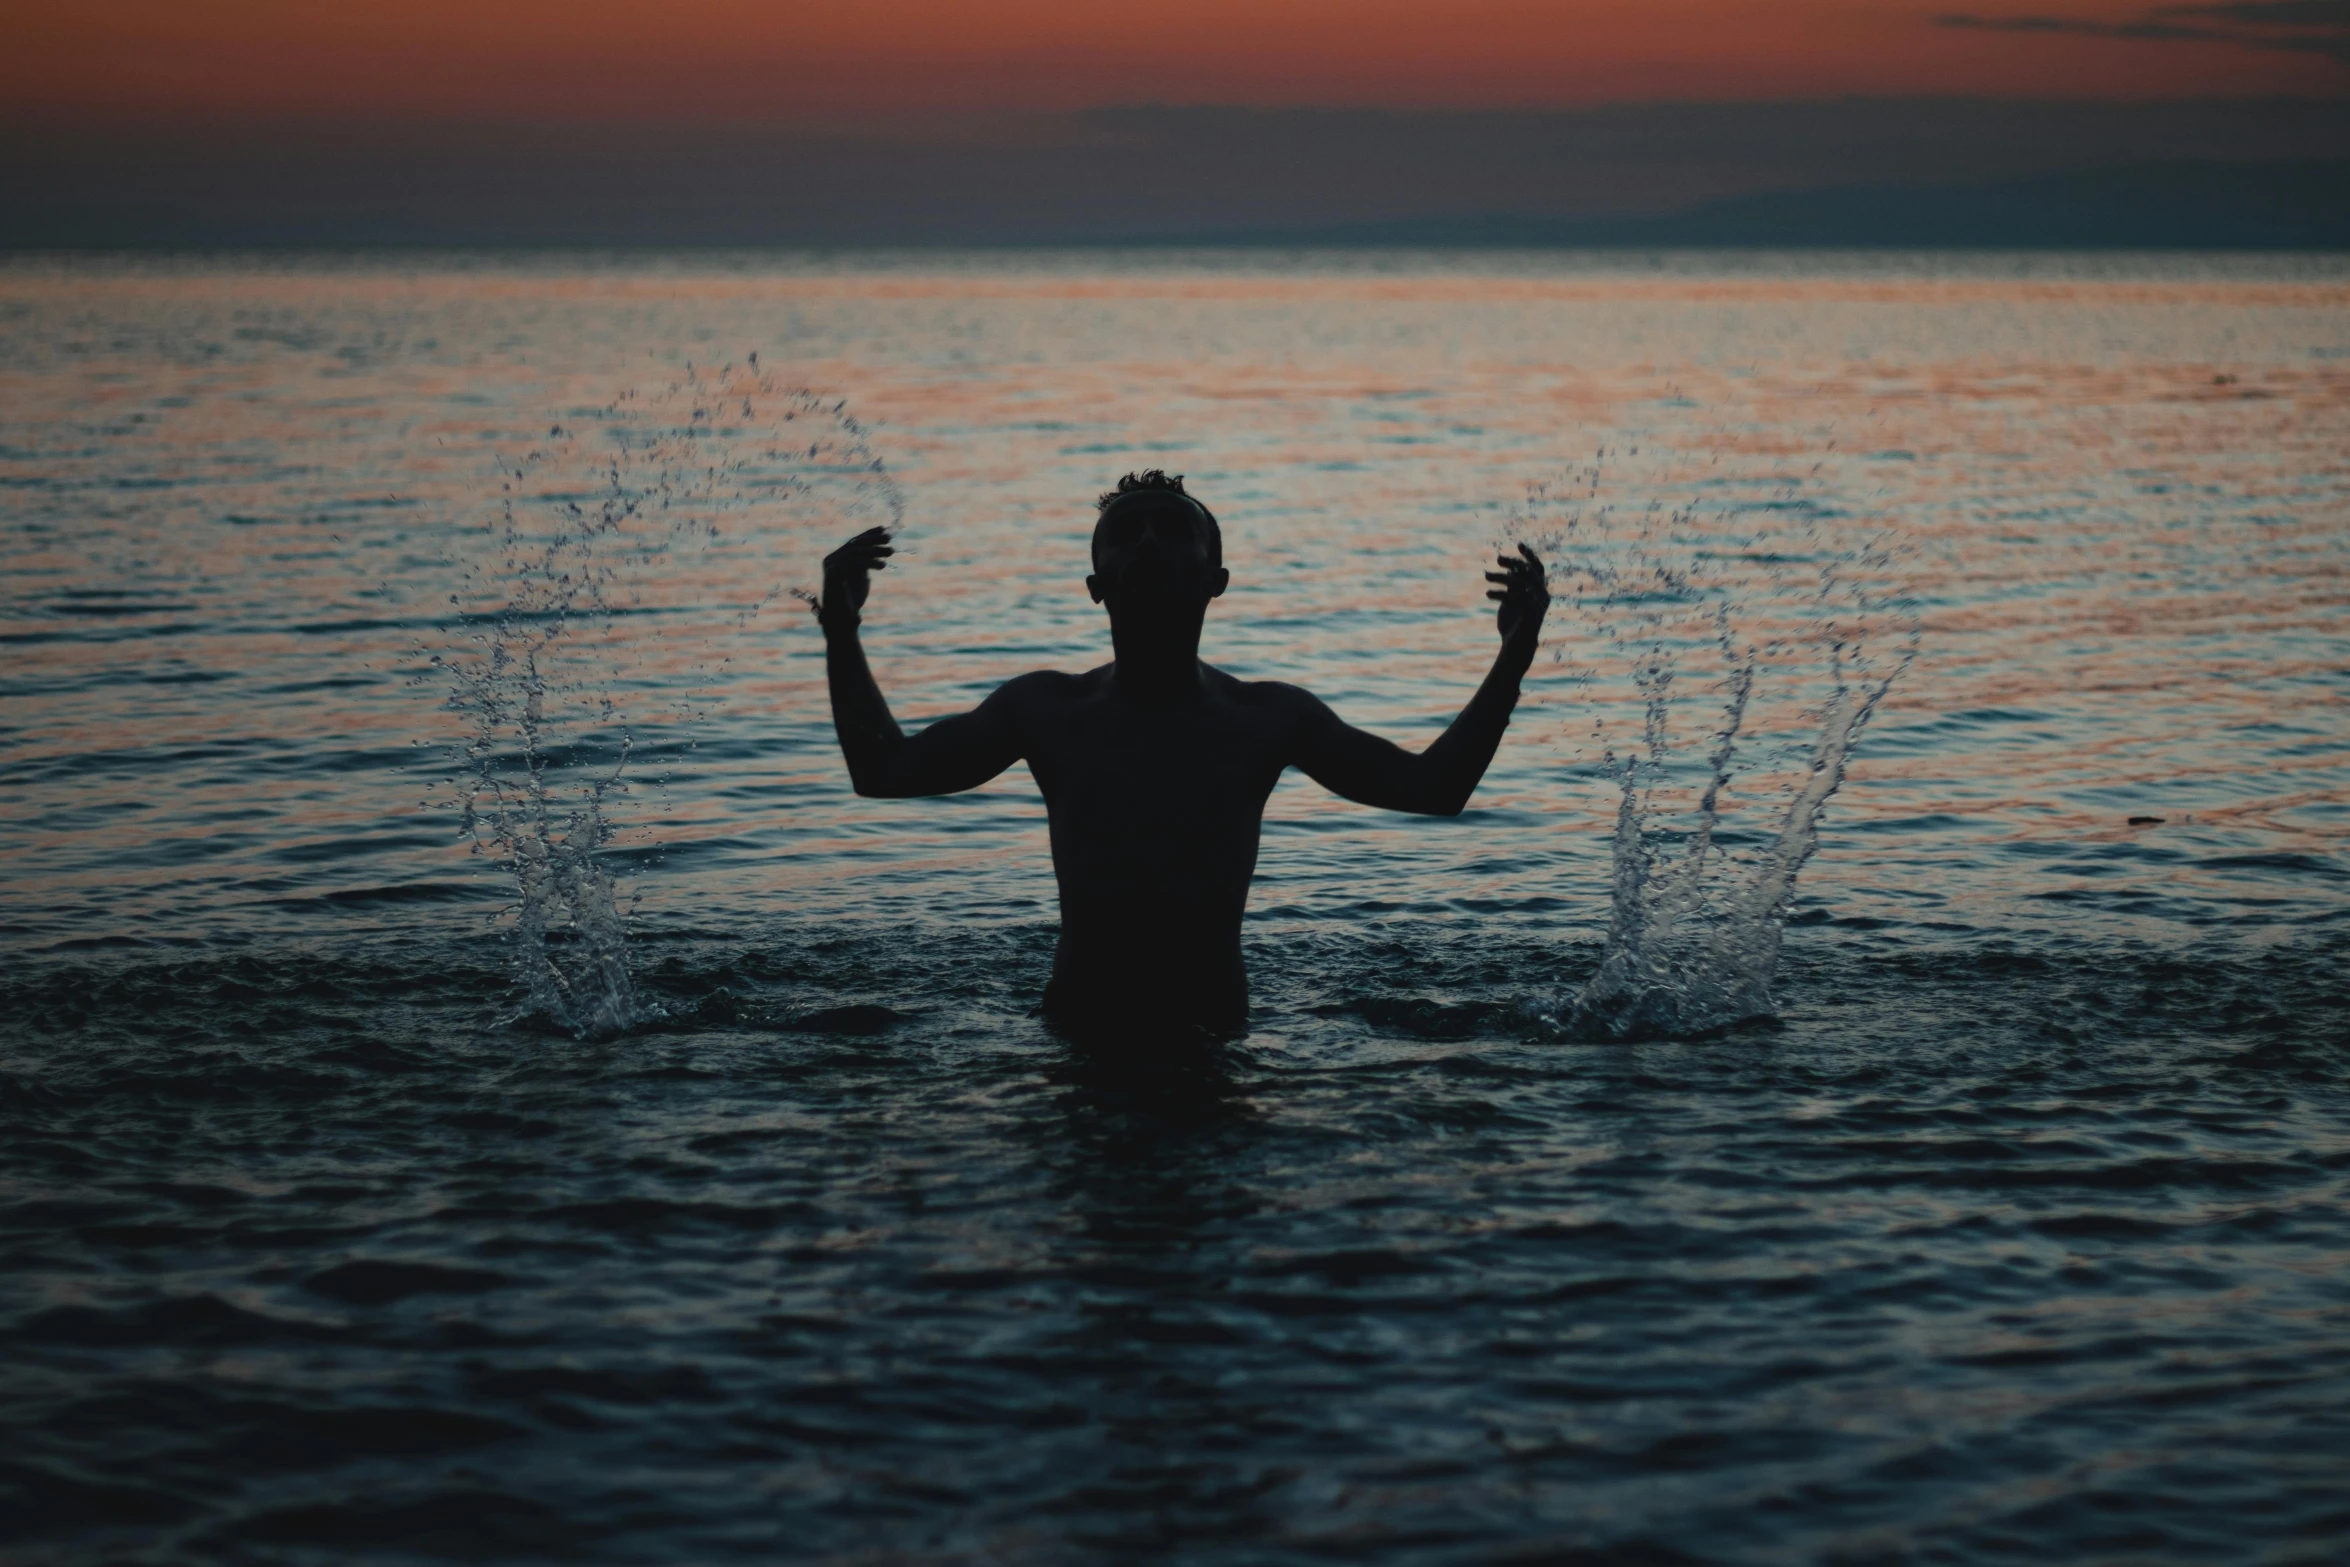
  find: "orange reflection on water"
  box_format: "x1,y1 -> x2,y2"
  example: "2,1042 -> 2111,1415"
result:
1,253 -> 2344,943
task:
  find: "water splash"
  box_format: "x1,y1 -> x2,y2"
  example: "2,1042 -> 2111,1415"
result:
422,364 -> 899,1037
1518,461 -> 1916,1040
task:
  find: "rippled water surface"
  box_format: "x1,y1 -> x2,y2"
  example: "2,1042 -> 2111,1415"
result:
4,251 -> 2348,1563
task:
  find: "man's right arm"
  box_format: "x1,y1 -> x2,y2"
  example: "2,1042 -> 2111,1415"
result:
818,527 -> 1024,799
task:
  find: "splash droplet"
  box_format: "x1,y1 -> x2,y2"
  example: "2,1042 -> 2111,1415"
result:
421,365 -> 899,1037
1514,460 -> 1915,1041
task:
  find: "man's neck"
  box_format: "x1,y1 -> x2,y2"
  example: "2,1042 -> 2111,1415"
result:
1107,618 -> 1207,706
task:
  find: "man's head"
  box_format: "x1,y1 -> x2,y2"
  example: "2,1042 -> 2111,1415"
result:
1087,471 -> 1228,613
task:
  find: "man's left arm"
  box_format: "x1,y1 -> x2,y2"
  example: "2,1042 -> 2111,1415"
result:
1287,545 -> 1547,817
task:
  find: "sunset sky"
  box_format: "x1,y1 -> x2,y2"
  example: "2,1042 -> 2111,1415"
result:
6,2 -> 2345,245
11,0 -> 2346,121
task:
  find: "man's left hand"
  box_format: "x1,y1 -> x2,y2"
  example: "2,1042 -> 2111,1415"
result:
1486,544 -> 1548,648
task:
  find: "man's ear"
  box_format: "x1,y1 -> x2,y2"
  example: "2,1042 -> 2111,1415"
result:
1208,567 -> 1230,600
1086,572 -> 1105,604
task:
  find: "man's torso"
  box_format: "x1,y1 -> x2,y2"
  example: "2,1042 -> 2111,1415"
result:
998,664 -> 1305,1029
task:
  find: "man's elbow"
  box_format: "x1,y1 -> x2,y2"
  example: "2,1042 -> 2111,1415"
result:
1384,780 -> 1470,817
1429,774 -> 1486,816
1397,785 -> 1470,818
1412,757 -> 1477,817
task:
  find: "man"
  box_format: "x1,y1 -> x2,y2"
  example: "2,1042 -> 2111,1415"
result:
816,471 -> 1547,1038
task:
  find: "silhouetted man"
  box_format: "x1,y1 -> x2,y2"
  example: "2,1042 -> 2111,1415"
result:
817,471 -> 1547,1038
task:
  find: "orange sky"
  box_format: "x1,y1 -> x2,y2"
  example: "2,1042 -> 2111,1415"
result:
9,0 -> 2342,121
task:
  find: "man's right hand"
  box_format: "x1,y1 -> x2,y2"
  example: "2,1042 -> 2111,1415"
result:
816,526 -> 894,629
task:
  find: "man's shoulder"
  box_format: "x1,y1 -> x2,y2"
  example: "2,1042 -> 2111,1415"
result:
1202,668 -> 1331,721
989,666 -> 1105,708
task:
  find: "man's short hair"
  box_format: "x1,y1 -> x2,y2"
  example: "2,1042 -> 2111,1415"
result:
1094,470 -> 1221,570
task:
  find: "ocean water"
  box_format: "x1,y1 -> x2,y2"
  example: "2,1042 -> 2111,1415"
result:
3,250 -> 2348,1563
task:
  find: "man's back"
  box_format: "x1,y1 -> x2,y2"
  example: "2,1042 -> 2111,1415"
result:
814,471 -> 1546,1039
1003,664 -> 1302,1030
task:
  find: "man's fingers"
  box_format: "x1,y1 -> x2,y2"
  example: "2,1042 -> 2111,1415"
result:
1493,548 -> 1545,584
825,525 -> 894,559
1487,543 -> 1548,621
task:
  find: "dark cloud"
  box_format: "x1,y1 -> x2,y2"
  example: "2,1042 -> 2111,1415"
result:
1938,14 -> 2236,39
1940,2 -> 2350,60
2168,1 -> 2350,24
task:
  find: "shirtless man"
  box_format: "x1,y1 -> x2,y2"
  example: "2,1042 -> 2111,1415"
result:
816,471 -> 1547,1038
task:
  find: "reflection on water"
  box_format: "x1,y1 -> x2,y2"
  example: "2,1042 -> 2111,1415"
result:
2,252 -> 2341,949
2,252 -> 2346,1563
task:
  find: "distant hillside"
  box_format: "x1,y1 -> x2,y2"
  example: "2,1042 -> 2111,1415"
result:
1192,161 -> 2350,250
5,129 -> 2345,251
